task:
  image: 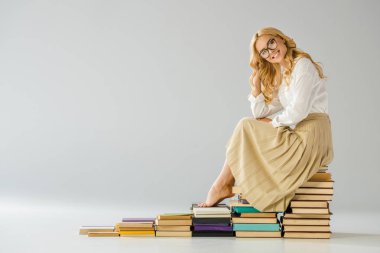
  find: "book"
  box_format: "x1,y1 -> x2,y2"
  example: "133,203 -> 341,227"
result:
283,213 -> 331,219
233,223 -> 281,231
301,181 -> 334,188
283,225 -> 330,232
155,219 -> 192,226
232,217 -> 278,224
193,225 -> 233,231
295,188 -> 334,195
192,231 -> 234,237
290,201 -> 328,208
157,213 -> 192,220
79,226 -> 114,235
192,217 -> 231,224
309,173 -> 332,182
119,230 -> 155,237
192,207 -> 231,215
292,194 -> 333,201
239,213 -> 277,218
232,206 -> 261,213
156,231 -> 192,237
235,231 -> 281,238
191,203 -> 228,209
88,232 -> 119,237
283,232 -> 331,239
116,227 -> 154,231
116,222 -> 154,228
156,225 -> 191,231
282,219 -> 330,226
193,214 -> 232,218
291,208 -> 330,214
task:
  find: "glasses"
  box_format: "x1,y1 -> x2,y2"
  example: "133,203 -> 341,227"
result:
259,37 -> 278,59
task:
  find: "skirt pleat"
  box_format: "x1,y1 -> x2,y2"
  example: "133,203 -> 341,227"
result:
225,113 -> 334,212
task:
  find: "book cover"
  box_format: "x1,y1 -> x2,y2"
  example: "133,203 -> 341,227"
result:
192,217 -> 231,224
192,231 -> 234,237
232,206 -> 261,213
233,223 -> 280,231
193,225 -> 233,231
235,231 -> 281,238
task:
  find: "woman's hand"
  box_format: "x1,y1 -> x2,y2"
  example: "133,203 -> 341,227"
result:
257,117 -> 272,123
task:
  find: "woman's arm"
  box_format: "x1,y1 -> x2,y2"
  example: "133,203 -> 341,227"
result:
248,92 -> 283,119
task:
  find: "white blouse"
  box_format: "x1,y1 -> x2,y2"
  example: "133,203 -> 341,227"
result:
248,57 -> 329,129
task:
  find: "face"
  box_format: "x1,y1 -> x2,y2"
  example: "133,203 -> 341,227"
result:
255,34 -> 287,64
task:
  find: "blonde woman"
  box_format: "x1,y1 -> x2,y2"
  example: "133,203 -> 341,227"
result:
198,27 -> 334,212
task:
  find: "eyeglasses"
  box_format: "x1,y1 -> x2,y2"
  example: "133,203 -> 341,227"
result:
259,37 -> 278,59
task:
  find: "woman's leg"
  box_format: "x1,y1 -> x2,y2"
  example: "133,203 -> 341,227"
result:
197,158 -> 235,207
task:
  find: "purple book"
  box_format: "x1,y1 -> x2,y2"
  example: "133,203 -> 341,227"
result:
122,218 -> 155,222
193,224 -> 233,231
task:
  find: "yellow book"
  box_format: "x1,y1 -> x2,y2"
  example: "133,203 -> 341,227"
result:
119,230 -> 155,237
88,232 -> 120,237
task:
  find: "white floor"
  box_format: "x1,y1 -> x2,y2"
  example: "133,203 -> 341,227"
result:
1,201 -> 379,253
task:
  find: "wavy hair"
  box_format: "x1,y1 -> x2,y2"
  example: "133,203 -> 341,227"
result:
249,27 -> 326,104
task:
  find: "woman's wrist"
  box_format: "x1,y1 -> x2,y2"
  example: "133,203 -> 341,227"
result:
251,88 -> 262,97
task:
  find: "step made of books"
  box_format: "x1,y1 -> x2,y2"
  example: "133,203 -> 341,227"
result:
79,167 -> 334,239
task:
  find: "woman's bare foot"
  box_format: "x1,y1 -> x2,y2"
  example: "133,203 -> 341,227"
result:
197,184 -> 235,207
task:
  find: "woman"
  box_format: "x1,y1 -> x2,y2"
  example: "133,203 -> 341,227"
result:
197,27 -> 334,212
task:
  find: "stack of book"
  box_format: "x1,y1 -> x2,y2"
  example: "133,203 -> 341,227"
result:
230,188 -> 281,238
155,213 -> 193,237
282,167 -> 334,239
191,203 -> 234,237
115,218 -> 156,237
79,225 -> 119,237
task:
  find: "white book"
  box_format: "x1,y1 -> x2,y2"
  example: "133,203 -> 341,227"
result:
192,207 -> 231,215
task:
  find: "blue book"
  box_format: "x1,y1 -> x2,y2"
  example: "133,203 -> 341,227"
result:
233,223 -> 280,231
232,206 -> 261,213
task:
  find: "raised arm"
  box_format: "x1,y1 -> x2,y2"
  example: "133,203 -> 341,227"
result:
248,71 -> 283,119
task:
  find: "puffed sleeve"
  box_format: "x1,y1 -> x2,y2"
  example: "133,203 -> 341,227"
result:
271,59 -> 316,128
248,91 -> 283,119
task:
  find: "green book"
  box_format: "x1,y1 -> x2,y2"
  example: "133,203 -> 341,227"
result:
232,206 -> 261,213
233,223 -> 280,231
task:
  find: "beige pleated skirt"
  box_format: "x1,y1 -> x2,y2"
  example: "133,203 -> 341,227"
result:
225,112 -> 334,212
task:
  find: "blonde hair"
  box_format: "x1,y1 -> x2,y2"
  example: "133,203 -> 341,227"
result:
249,27 -> 326,104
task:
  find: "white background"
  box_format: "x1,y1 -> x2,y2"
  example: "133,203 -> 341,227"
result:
1,1 -> 379,252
